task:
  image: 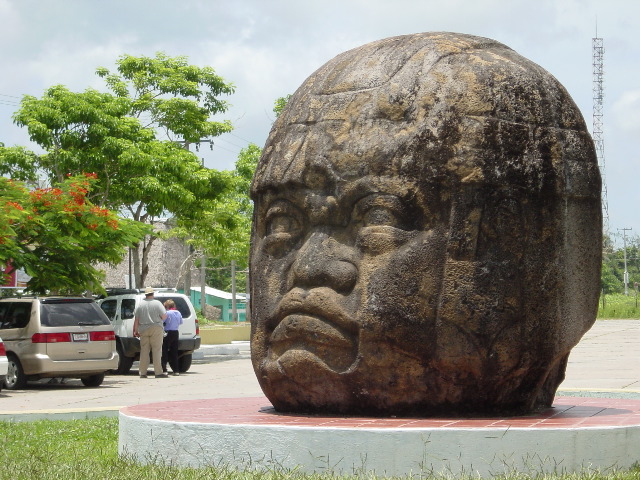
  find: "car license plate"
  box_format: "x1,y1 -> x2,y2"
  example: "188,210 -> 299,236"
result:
72,333 -> 89,342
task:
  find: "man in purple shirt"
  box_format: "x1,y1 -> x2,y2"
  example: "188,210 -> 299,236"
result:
161,299 -> 183,375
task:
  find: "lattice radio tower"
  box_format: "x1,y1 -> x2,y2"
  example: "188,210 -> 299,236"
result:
592,33 -> 609,233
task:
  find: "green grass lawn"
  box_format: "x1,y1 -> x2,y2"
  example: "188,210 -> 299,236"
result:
1,417 -> 640,480
0,417 -> 245,480
598,293 -> 640,319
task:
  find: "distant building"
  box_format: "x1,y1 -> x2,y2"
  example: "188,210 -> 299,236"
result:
190,286 -> 247,322
98,221 -> 247,319
98,220 -> 190,289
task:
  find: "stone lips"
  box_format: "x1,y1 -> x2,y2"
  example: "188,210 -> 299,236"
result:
249,32 -> 602,416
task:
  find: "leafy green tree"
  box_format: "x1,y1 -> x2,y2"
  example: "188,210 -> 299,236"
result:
273,95 -> 291,118
203,257 -> 238,292
4,53 -> 237,287
0,143 -> 38,183
1,175 -> 149,294
173,143 -> 260,291
97,53 -> 233,143
195,103 -> 277,292
600,233 -> 640,295
601,261 -> 622,294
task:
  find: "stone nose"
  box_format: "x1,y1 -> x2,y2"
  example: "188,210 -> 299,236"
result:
289,232 -> 358,294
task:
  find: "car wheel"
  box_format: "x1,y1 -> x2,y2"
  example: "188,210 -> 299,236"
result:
5,355 -> 27,390
113,341 -> 134,374
81,373 -> 105,387
177,353 -> 192,373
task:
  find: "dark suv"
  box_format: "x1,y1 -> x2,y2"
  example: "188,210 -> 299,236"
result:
0,297 -> 118,389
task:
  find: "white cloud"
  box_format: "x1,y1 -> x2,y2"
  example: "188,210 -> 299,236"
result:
1,0 -> 639,232
0,0 -> 19,33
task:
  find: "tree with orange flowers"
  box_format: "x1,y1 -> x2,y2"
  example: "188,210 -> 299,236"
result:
1,174 -> 149,294
3,53 -> 236,288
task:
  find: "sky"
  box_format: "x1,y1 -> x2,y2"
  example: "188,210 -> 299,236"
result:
0,0 -> 638,245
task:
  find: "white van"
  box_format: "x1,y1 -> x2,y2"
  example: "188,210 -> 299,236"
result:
97,288 -> 200,374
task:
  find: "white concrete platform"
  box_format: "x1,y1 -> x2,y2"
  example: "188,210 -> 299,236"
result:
119,396 -> 640,477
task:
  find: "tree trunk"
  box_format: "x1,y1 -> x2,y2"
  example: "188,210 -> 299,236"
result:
132,243 -> 140,289
183,243 -> 192,293
132,234 -> 157,288
139,235 -> 156,287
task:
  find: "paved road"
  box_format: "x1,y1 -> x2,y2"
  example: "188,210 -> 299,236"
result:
561,319 -> 640,391
0,343 -> 262,420
0,320 -> 638,420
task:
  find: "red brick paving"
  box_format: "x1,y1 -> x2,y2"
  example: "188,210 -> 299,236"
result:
121,396 -> 640,429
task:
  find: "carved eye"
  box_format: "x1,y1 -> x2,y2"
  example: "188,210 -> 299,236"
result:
361,205 -> 403,228
354,195 -> 409,230
267,213 -> 302,236
262,201 -> 304,255
353,194 -> 414,255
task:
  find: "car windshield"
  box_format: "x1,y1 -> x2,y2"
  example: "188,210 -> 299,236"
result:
158,296 -> 192,318
40,301 -> 110,327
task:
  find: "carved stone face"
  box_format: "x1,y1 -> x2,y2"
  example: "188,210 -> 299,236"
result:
250,32 -> 602,416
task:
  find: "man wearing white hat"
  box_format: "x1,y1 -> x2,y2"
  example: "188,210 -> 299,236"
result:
133,287 -> 168,378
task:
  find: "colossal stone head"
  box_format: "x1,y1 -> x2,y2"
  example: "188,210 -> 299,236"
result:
250,32 -> 602,416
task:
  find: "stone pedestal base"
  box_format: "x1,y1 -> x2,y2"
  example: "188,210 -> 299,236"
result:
119,396 -> 640,477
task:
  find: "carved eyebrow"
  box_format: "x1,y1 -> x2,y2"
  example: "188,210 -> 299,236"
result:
351,193 -> 418,232
352,194 -> 406,216
262,198 -> 306,220
258,191 -> 305,211
340,176 -> 420,208
258,177 -> 426,227
265,199 -> 300,217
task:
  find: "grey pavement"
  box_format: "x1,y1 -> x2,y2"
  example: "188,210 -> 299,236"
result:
1,320 -> 639,421
0,341 -> 263,421
560,319 -> 640,392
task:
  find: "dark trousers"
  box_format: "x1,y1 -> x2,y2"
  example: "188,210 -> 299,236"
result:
161,330 -> 180,373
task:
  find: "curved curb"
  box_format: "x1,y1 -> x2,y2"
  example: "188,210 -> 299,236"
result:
119,396 -> 640,477
0,406 -> 121,423
3,390 -> 640,424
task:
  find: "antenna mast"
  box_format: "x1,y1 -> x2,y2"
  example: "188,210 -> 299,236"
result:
592,31 -> 609,233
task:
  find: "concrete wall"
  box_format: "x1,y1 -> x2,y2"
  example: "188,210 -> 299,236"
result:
200,325 -> 251,344
97,220 -> 194,289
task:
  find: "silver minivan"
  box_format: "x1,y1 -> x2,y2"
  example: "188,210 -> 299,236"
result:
0,297 -> 119,389
0,338 -> 8,392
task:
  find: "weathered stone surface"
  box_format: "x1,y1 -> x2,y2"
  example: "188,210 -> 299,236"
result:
249,32 -> 602,416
